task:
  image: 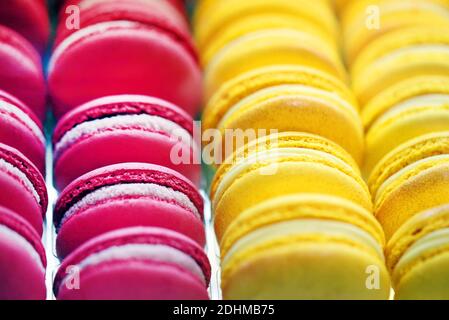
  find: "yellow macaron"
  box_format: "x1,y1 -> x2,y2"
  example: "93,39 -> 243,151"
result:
364,95 -> 449,177
214,84 -> 363,164
370,131 -> 449,203
352,44 -> 449,105
362,75 -> 449,129
204,28 -> 347,99
342,0 -> 449,65
373,137 -> 449,240
211,134 -> 372,241
194,0 -> 338,52
221,194 -> 390,300
200,14 -> 338,68
386,204 -> 449,299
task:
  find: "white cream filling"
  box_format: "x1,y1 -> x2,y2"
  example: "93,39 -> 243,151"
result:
375,154 -> 449,203
49,20 -> 139,73
0,100 -> 45,144
222,219 -> 384,265
0,158 -> 40,204
75,244 -> 205,284
60,183 -> 200,227
217,84 -> 359,129
54,114 -> 194,158
0,224 -> 44,271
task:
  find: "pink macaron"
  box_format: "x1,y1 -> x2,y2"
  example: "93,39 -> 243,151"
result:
0,0 -> 50,53
0,205 -> 46,300
48,1 -> 201,118
53,94 -> 200,190
0,25 -> 46,121
54,227 -> 210,300
55,0 -> 189,46
0,143 -> 47,236
54,163 -> 205,258
0,90 -> 45,174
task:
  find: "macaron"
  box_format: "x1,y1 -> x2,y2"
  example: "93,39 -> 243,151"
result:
362,75 -> 449,129
220,194 -> 390,300
0,206 -> 46,300
48,10 -> 201,118
53,95 -> 200,191
0,90 -> 45,174
342,0 -> 449,65
372,133 -> 449,240
211,133 -> 372,241
0,0 -> 50,53
364,92 -> 449,176
204,28 -> 347,100
352,43 -> 449,105
203,66 -> 362,164
0,25 -> 46,121
0,143 -> 47,235
194,0 -> 338,67
54,227 -> 211,300
194,0 -> 338,52
54,0 -> 189,47
54,163 -> 204,258
386,204 -> 449,299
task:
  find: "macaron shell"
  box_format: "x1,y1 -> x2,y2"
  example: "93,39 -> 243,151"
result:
214,86 -> 364,164
0,168 -> 43,236
213,159 -> 372,241
353,47 -> 449,105
202,65 -> 358,134
0,26 -> 46,121
387,204 -> 449,272
0,91 -> 45,173
200,13 -> 336,67
0,0 -> 50,53
57,259 -> 209,300
375,158 -> 449,240
362,75 -> 449,129
364,105 -> 449,176
49,21 -> 202,118
55,0 -> 189,46
54,130 -> 200,190
0,228 -> 46,300
57,197 -> 206,258
222,241 -> 390,300
220,194 -> 385,258
204,29 -> 346,100
394,251 -> 449,300
0,206 -> 46,300
369,132 -> 449,198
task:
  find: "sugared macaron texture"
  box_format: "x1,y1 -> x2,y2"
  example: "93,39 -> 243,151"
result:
221,194 -> 390,300
54,163 -> 204,258
48,3 -> 201,118
0,90 -> 45,174
0,25 -> 46,121
53,95 -> 200,190
0,143 -> 47,236
54,227 -> 211,300
0,206 -> 46,300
